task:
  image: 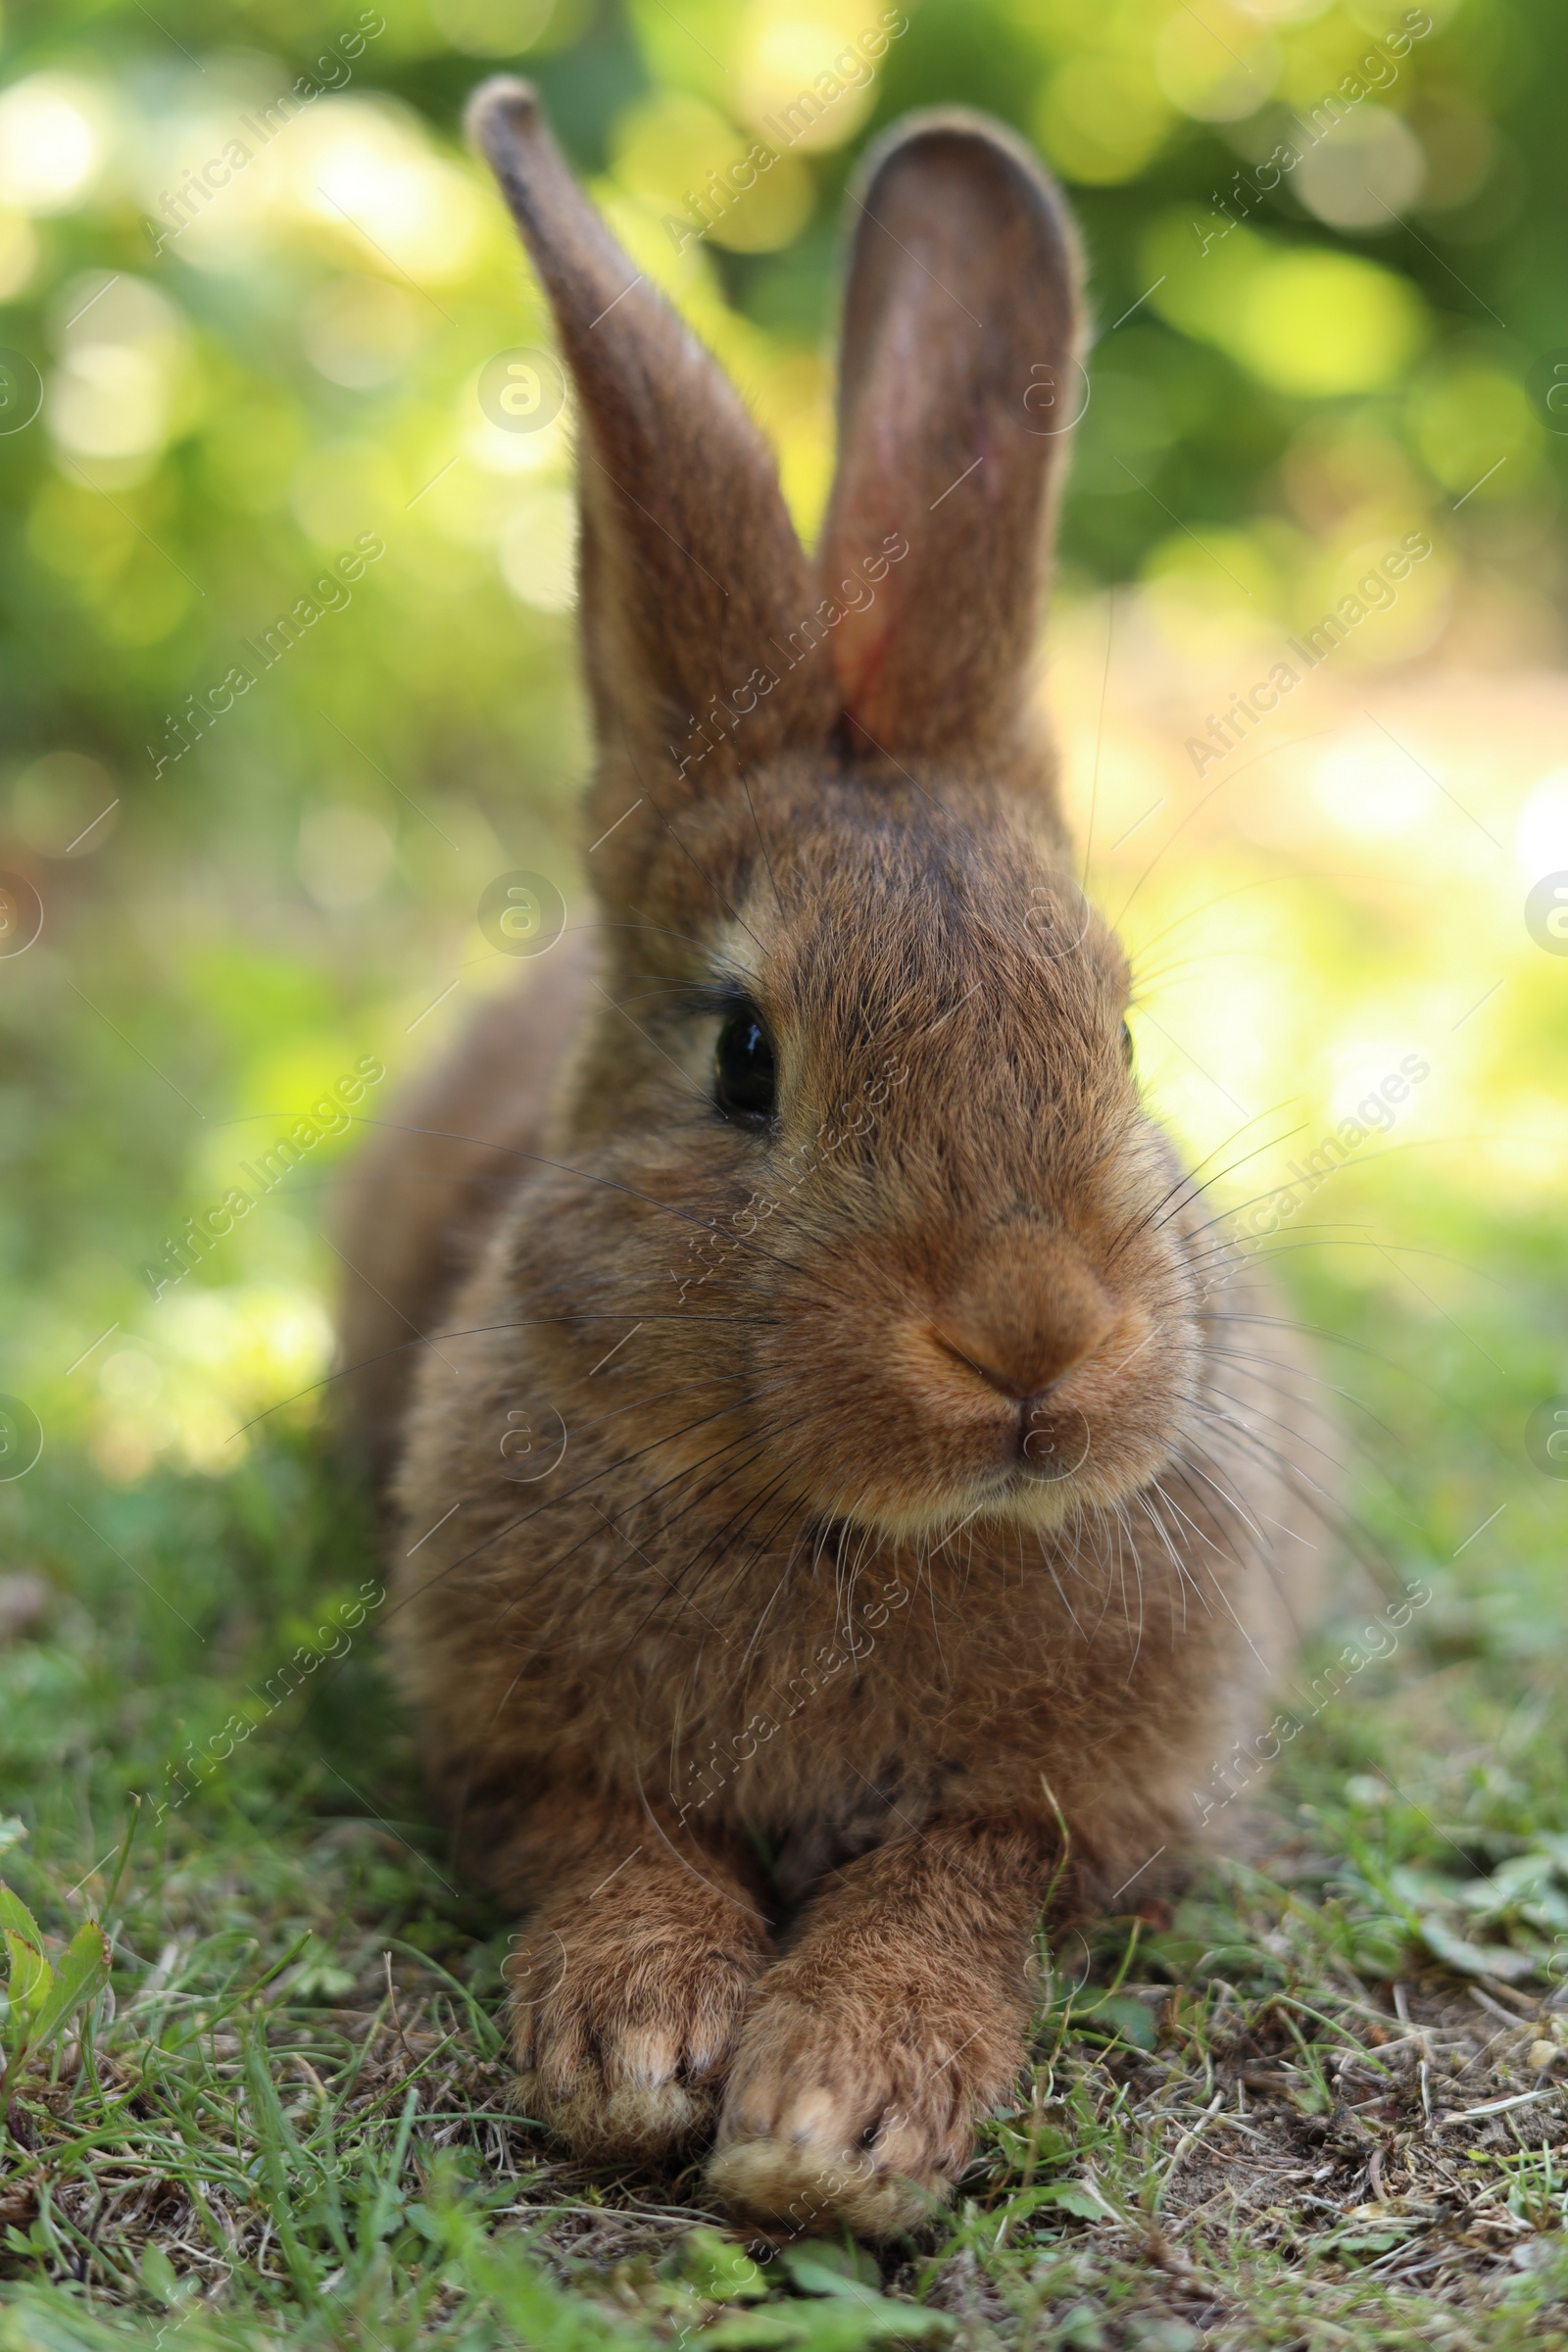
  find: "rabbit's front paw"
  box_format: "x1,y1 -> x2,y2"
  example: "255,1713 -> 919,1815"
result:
510,1902 -> 760,2162
709,1959 -> 1025,2236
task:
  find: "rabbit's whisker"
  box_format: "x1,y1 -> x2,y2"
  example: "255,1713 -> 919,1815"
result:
397,1384 -> 791,1628
1200,1367 -> 1390,1493
1181,1412 -> 1392,1590
1123,872 -> 1291,969
1196,1306 -> 1486,1438
1102,1102 -> 1302,1267
472,1413 -> 806,1722
1148,1480 -> 1271,1673
349,1111 -> 859,1302
738,768 -> 787,919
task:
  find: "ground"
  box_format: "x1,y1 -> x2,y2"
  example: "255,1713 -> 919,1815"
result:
3,1204 -> 1568,2351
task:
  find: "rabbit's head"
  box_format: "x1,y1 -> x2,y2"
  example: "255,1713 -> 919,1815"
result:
467,82 -> 1202,1544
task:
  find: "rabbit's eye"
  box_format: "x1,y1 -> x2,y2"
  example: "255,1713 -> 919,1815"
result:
714,1004 -> 776,1120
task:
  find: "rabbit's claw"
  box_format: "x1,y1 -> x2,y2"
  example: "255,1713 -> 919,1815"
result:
709,1954 -> 1023,2237
509,1907 -> 757,2163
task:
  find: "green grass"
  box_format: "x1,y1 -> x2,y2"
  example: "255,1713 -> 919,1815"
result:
3,0 -> 1565,2340
5,1200 -> 1568,2351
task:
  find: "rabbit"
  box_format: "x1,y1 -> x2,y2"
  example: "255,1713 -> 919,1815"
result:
336,76 -> 1332,2238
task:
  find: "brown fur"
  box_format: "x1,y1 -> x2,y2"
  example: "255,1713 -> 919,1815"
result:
335,935 -> 593,1479
336,81 -> 1332,2238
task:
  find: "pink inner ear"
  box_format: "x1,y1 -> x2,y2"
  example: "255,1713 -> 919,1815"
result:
831,571 -> 896,742
823,306 -> 931,741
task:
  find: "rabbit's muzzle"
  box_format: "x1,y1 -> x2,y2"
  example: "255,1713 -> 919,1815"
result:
761,1213 -> 1190,1538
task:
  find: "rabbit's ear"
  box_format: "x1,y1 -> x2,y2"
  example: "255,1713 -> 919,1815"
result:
817,111 -> 1082,760
467,79 -> 834,773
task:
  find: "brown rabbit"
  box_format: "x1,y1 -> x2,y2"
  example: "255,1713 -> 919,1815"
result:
337,78 -> 1330,2236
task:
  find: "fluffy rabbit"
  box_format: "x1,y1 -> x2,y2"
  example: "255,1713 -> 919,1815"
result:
337,78 -> 1328,2236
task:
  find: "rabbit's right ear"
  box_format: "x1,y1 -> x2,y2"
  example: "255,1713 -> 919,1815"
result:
817,112 -> 1083,764
467,79 -> 835,781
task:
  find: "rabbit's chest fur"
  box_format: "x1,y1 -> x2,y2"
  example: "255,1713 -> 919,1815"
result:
391,1198 -> 1303,1900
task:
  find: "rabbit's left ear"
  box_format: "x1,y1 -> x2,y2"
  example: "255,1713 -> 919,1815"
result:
466,78 -> 835,778
816,111 -> 1083,763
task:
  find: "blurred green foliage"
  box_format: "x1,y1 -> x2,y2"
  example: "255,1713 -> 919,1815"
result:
0,0 -> 1562,1539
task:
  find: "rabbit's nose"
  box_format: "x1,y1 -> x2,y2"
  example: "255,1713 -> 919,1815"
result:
931,1239 -> 1114,1406
932,1340 -> 1049,1405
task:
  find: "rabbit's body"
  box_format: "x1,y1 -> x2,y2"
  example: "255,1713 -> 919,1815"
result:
340,83 -> 1331,2234
335,930 -> 595,1474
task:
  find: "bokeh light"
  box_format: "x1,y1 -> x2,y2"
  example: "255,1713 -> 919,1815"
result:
0,74 -> 109,214
0,0 -> 1559,1592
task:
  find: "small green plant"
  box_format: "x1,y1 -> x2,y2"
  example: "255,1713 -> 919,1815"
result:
0,1883 -> 112,2111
